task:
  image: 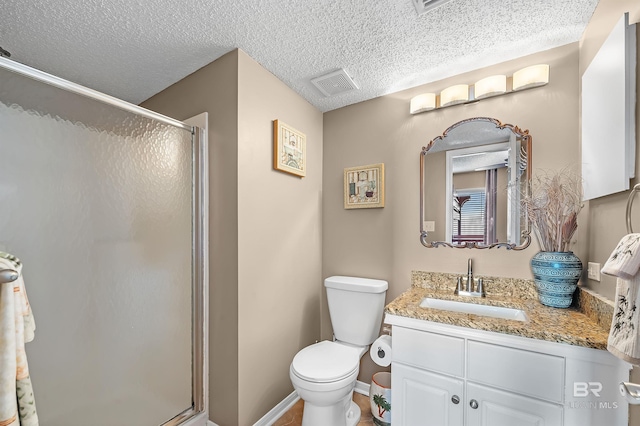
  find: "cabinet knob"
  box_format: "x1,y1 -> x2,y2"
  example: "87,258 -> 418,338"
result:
470,399 -> 479,409
451,395 -> 460,404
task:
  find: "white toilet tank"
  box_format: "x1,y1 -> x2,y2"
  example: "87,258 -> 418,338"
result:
325,276 -> 388,347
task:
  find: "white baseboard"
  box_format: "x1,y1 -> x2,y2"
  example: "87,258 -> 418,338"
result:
207,421 -> 218,426
354,380 -> 370,396
253,390 -> 300,426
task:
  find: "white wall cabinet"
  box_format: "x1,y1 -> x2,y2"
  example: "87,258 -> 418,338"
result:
387,315 -> 630,426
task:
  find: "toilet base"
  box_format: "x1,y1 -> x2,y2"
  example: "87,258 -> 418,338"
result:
345,400 -> 361,426
301,393 -> 361,426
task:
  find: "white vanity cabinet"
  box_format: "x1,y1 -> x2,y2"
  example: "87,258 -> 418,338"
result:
464,382 -> 562,426
386,315 -> 630,426
392,362 -> 464,425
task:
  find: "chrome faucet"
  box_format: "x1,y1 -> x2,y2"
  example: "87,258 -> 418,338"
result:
466,258 -> 474,292
454,258 -> 485,297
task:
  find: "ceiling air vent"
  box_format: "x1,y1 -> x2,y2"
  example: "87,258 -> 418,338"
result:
412,0 -> 454,15
310,69 -> 359,97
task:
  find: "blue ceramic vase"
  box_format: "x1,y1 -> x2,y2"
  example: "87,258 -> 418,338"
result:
530,251 -> 582,308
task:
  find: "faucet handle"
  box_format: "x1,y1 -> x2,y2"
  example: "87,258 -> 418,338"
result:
476,277 -> 485,296
455,276 -> 463,295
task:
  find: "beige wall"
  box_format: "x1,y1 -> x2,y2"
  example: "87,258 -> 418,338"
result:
142,49 -> 323,425
453,170 -> 485,189
323,43 -> 581,383
236,51 -> 323,425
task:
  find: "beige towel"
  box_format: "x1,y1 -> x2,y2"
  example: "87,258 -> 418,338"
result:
0,257 -> 38,426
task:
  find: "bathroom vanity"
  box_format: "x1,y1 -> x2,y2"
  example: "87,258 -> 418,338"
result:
384,272 -> 630,426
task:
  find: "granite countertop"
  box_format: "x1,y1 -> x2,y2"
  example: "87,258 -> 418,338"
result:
384,271 -> 615,350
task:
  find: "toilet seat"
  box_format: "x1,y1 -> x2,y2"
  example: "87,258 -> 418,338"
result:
291,341 -> 360,383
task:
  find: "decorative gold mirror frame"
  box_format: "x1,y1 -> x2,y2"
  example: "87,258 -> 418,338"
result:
420,117 -> 532,250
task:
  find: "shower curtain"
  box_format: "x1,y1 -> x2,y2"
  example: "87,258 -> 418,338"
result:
0,59 -> 206,426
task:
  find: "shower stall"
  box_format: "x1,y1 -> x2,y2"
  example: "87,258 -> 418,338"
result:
0,57 -> 208,425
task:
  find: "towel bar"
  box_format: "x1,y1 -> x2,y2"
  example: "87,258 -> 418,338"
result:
627,184 -> 640,233
0,268 -> 19,284
620,382 -> 640,404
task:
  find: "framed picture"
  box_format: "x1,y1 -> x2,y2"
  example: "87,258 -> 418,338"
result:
273,119 -> 306,177
344,163 -> 385,209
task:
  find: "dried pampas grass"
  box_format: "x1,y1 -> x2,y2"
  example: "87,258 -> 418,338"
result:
521,168 -> 583,252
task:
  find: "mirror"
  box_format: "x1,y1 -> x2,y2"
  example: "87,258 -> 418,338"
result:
420,117 -> 531,249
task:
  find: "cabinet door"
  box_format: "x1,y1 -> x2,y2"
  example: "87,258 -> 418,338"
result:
392,362 -> 464,426
466,382 -> 563,426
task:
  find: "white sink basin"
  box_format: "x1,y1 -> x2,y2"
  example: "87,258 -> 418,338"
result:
419,298 -> 528,322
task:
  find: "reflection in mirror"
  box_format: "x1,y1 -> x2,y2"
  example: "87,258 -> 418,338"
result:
420,117 -> 531,249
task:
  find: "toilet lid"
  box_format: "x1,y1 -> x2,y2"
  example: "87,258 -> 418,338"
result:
292,341 -> 360,382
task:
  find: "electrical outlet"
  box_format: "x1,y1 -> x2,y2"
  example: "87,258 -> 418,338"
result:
423,221 -> 435,232
587,262 -> 601,282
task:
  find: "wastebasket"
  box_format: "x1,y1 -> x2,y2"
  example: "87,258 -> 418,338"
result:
370,372 -> 391,426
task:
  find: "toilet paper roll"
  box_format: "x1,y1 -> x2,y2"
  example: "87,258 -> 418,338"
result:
370,335 -> 392,367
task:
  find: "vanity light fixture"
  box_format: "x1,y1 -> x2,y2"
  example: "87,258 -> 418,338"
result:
474,75 -> 507,99
512,64 -> 550,91
409,64 -> 550,115
410,93 -> 436,114
440,84 -> 469,107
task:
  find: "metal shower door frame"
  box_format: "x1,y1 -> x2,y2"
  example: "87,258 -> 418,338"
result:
0,56 -> 209,426
164,120 -> 209,426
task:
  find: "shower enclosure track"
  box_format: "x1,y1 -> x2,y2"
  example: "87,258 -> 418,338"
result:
0,56 -> 191,132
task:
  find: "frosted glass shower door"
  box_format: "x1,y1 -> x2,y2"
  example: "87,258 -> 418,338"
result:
0,61 -> 205,425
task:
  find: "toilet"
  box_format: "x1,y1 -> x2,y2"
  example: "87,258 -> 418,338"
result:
290,276 -> 388,426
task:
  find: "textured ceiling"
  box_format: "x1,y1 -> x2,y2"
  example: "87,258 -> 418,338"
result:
2,0 -> 598,112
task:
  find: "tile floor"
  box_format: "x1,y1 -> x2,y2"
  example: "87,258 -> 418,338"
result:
273,392 -> 373,426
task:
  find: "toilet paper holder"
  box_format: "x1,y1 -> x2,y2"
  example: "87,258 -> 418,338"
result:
377,326 -> 392,358
371,332 -> 392,367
